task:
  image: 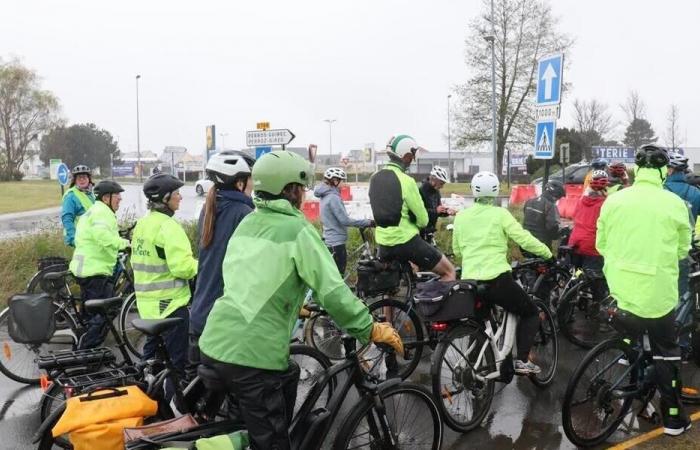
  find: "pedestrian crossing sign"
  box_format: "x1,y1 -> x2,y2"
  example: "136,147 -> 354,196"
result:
534,120 -> 556,159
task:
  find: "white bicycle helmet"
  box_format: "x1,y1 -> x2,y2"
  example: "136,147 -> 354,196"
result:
668,152 -> 689,170
206,151 -> 255,185
471,171 -> 500,198
386,135 -> 418,159
324,167 -> 347,180
430,166 -> 449,183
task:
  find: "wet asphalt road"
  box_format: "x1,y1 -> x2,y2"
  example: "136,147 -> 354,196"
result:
0,338 -> 683,450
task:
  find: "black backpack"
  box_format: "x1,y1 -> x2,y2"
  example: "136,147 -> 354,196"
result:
369,169 -> 404,227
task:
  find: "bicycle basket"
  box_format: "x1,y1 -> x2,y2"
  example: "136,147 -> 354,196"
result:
7,293 -> 57,344
356,259 -> 401,296
414,281 -> 477,321
37,256 -> 69,272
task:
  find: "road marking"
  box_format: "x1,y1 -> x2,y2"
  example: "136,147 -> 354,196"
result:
608,411 -> 700,449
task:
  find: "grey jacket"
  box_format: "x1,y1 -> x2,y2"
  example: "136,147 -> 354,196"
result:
314,183 -> 372,246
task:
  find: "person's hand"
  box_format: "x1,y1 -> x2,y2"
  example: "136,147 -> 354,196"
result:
447,208 -> 457,216
370,322 -> 404,356
436,205 -> 447,214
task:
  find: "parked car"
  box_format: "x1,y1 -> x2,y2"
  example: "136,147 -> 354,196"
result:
195,178 -> 214,196
531,162 -> 591,192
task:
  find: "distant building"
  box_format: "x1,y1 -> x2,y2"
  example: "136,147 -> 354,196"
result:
375,148 -> 494,181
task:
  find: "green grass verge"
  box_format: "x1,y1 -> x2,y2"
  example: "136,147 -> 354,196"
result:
0,180 -> 65,214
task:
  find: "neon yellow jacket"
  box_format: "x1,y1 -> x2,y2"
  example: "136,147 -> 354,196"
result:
69,201 -> 129,278
453,201 -> 552,280
374,163 -> 429,246
132,210 -> 198,319
596,167 -> 691,318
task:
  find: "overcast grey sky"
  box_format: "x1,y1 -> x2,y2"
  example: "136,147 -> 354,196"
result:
4,0 -> 699,158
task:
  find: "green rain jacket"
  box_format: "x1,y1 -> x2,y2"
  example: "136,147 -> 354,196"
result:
453,201 -> 552,280
69,201 -> 129,278
199,198 -> 374,371
596,167 -> 691,318
374,162 -> 429,246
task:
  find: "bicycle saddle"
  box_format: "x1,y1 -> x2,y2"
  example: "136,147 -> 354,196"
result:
84,296 -> 124,314
131,317 -> 183,337
43,270 -> 71,281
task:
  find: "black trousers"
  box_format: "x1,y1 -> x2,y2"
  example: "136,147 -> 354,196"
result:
483,272 -> 539,361
579,254 -> 608,303
328,244 -> 347,275
201,354 -> 300,450
76,275 -> 113,349
616,310 -> 687,423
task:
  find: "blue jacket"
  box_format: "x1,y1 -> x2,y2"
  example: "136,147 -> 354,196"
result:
61,188 -> 96,247
190,189 -> 254,336
314,183 -> 372,247
665,172 -> 700,219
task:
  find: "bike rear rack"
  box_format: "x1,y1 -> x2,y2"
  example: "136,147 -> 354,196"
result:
37,347 -> 116,372
54,365 -> 140,390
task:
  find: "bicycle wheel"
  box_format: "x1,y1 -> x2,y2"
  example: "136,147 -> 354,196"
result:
529,299 -> 558,388
562,338 -> 638,447
363,298 -> 424,380
26,263 -> 70,294
36,400 -> 69,450
431,323 -> 495,432
558,280 -> 616,349
119,293 -> 146,358
39,382 -> 72,448
289,343 -> 335,417
680,330 -> 700,404
0,307 -> 78,384
333,382 -> 442,450
304,312 -> 345,360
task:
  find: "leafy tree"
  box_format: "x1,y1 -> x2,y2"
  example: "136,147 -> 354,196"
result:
453,0 -> 572,174
526,127 -> 585,175
40,123 -> 120,173
623,118 -> 657,149
0,58 -> 61,181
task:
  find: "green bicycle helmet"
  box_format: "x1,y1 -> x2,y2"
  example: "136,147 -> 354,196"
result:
252,151 -> 312,195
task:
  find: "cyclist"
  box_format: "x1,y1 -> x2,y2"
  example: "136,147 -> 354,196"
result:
568,170 -> 609,303
189,151 -> 256,367
583,158 -> 608,190
368,135 -> 456,281
665,152 -> 700,219
607,162 -> 629,194
61,164 -> 96,247
523,180 -> 565,251
418,166 -> 456,243
132,174 -> 198,375
69,180 -> 129,349
198,151 -> 404,450
453,171 -> 552,374
314,167 -> 373,275
596,145 -> 692,435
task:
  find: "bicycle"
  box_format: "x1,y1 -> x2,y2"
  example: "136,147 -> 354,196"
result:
125,335 -> 443,450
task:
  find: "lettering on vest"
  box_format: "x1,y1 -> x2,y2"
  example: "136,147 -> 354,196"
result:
133,237 -> 152,258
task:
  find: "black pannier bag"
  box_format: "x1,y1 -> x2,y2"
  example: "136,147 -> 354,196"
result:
414,281 -> 477,321
37,256 -> 69,271
356,260 -> 401,296
8,293 -> 57,344
368,169 -> 403,227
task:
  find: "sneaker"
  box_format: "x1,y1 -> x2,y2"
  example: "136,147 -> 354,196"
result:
663,417 -> 691,436
514,359 -> 541,375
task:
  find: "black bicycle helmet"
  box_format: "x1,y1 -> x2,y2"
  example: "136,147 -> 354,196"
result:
71,165 -> 92,176
143,174 -> 184,203
635,144 -> 669,169
686,173 -> 700,187
94,180 -> 124,199
544,180 -> 566,199
591,158 -> 609,170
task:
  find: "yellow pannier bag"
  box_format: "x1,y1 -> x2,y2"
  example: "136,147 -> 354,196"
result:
52,386 -> 158,450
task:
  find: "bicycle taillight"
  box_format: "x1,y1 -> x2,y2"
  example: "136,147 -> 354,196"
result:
431,322 -> 449,331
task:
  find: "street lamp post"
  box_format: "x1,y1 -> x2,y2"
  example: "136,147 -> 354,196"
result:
219,132 -> 229,151
324,119 -> 337,160
447,94 -> 452,182
135,75 -> 142,182
484,0 -> 497,174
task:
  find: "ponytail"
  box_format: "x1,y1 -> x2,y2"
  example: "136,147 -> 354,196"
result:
200,187 -> 218,249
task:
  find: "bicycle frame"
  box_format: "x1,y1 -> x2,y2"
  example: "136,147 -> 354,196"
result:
474,308 -> 519,382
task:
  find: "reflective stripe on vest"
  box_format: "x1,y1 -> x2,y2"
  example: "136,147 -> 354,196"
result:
131,262 -> 170,274
134,279 -> 188,292
72,254 -> 86,277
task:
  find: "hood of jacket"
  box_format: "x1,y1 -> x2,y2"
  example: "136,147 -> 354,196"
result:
217,189 -> 254,212
313,183 -> 338,199
253,197 -> 303,218
580,194 -> 606,207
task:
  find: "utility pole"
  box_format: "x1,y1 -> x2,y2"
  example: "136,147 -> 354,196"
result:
447,94 -> 452,182
136,74 -> 142,182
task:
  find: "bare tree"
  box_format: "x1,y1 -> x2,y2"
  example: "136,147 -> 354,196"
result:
453,0 -> 572,173
572,99 -> 614,159
664,104 -> 681,150
621,90 -> 646,122
0,58 -> 61,180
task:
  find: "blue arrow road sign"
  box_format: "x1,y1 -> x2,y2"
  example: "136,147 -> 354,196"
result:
536,53 -> 563,106
255,146 -> 273,159
57,163 -> 70,186
534,120 -> 556,159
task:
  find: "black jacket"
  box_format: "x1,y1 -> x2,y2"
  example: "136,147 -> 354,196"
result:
522,193 -> 560,249
419,179 -> 448,236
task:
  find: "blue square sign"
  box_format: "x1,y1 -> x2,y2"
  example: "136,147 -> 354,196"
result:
534,120 -> 556,159
255,146 -> 273,159
536,53 -> 563,106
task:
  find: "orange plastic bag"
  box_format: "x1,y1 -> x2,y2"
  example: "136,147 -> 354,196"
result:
52,386 -> 158,450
